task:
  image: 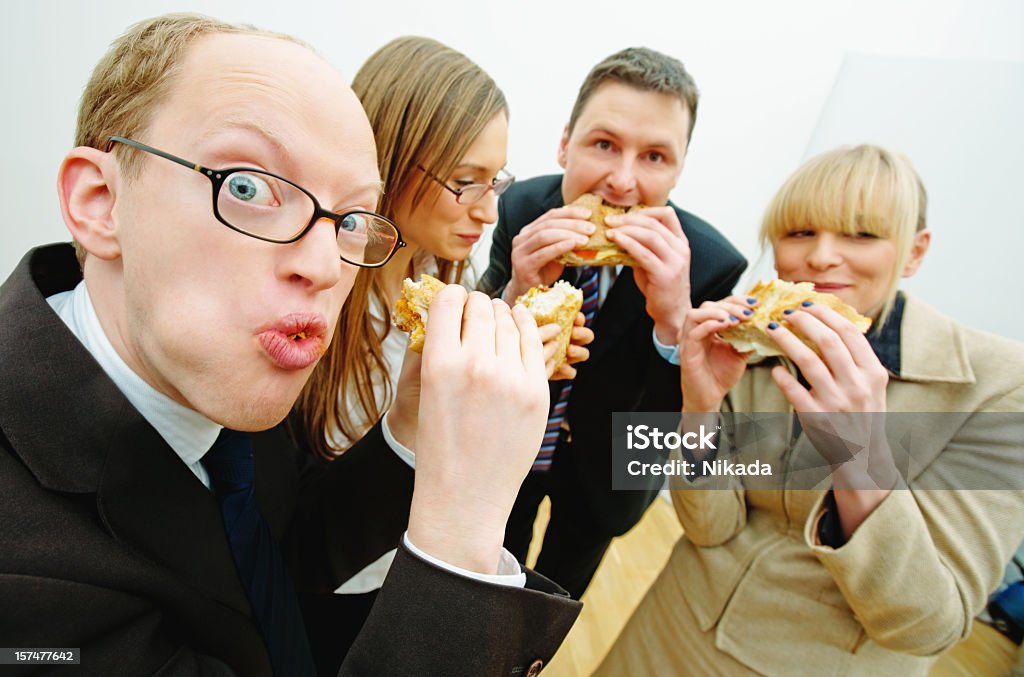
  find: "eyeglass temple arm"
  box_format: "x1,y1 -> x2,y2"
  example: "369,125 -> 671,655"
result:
107,136 -> 205,174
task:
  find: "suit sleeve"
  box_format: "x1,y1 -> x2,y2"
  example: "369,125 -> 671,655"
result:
669,404 -> 748,547
477,195 -> 513,298
340,544 -> 580,676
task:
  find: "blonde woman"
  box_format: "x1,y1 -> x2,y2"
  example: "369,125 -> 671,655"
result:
597,145 -> 1024,675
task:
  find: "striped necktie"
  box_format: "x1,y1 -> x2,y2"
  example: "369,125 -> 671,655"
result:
203,429 -> 315,676
532,266 -> 600,472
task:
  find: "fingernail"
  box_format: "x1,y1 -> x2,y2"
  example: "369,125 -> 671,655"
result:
577,237 -> 588,245
742,309 -> 753,316
767,322 -> 779,330
729,315 -> 738,322
801,301 -> 813,307
783,309 -> 794,315
747,297 -> 758,305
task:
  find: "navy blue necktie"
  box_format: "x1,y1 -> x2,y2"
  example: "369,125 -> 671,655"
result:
533,266 -> 600,472
203,429 -> 315,676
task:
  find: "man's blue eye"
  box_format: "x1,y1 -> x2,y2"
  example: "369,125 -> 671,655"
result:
229,175 -> 257,201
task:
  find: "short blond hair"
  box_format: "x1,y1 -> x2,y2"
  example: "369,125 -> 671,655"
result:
72,13 -> 300,265
760,145 -> 927,326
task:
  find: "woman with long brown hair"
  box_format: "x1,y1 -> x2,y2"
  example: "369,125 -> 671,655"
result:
291,37 -> 590,656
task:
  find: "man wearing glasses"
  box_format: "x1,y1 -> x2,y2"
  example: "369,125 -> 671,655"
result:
0,14 -> 578,676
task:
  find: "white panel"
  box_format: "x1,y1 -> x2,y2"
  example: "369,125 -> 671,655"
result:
805,53 -> 1024,340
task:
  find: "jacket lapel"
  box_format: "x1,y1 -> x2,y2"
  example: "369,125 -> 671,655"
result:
1,245 -> 251,617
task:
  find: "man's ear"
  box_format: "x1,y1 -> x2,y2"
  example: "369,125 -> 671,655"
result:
57,147 -> 122,261
902,229 -> 931,278
557,124 -> 570,169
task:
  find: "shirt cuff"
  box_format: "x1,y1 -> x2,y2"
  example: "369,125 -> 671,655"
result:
402,533 -> 526,588
382,411 -> 416,469
652,328 -> 680,365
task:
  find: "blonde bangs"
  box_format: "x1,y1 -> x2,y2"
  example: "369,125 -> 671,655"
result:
760,145 -> 927,328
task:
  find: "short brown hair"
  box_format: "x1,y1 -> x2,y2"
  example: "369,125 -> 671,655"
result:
567,47 -> 699,141
72,13 -> 299,264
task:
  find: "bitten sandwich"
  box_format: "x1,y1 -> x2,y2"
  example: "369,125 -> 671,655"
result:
556,193 -> 646,267
393,274 -> 447,353
393,274 -> 583,369
719,279 -> 872,360
515,281 -> 584,370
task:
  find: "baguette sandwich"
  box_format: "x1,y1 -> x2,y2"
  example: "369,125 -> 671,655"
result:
556,193 -> 645,267
719,279 -> 872,360
393,274 -> 583,369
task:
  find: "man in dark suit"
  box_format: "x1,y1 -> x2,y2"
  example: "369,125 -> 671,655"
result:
479,47 -> 747,598
0,14 -> 578,676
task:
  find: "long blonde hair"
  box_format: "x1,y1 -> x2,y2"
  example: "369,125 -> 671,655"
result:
759,144 -> 927,327
295,36 -> 508,458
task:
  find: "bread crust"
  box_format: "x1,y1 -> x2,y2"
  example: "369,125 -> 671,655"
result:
719,279 -> 872,360
393,275 -> 584,368
556,193 -> 645,267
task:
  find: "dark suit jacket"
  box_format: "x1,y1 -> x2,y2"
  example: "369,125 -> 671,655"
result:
479,175 -> 747,536
0,244 -> 580,676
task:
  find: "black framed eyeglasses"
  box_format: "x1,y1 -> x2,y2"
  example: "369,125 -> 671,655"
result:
418,166 -> 515,205
107,136 -> 405,268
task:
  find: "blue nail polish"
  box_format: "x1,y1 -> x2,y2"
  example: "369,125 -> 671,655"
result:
767,321 -> 779,330
743,309 -> 753,316
801,300 -> 813,307
718,318 -> 726,323
729,315 -> 738,322
747,297 -> 758,305
783,309 -> 794,315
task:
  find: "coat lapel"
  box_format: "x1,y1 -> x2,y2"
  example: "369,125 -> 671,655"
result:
1,245 -> 251,617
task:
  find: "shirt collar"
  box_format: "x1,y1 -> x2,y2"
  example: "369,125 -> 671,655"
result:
46,281 -> 222,467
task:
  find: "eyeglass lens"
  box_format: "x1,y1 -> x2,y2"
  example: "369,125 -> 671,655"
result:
216,170 -> 398,266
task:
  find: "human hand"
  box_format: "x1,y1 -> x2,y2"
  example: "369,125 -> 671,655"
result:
539,311 -> 593,380
679,295 -> 754,412
604,206 -> 691,345
767,303 -> 894,478
769,302 -> 899,534
503,205 -> 596,303
408,286 -> 550,574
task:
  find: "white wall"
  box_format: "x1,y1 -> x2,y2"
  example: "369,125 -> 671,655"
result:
4,0 -> 1022,338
